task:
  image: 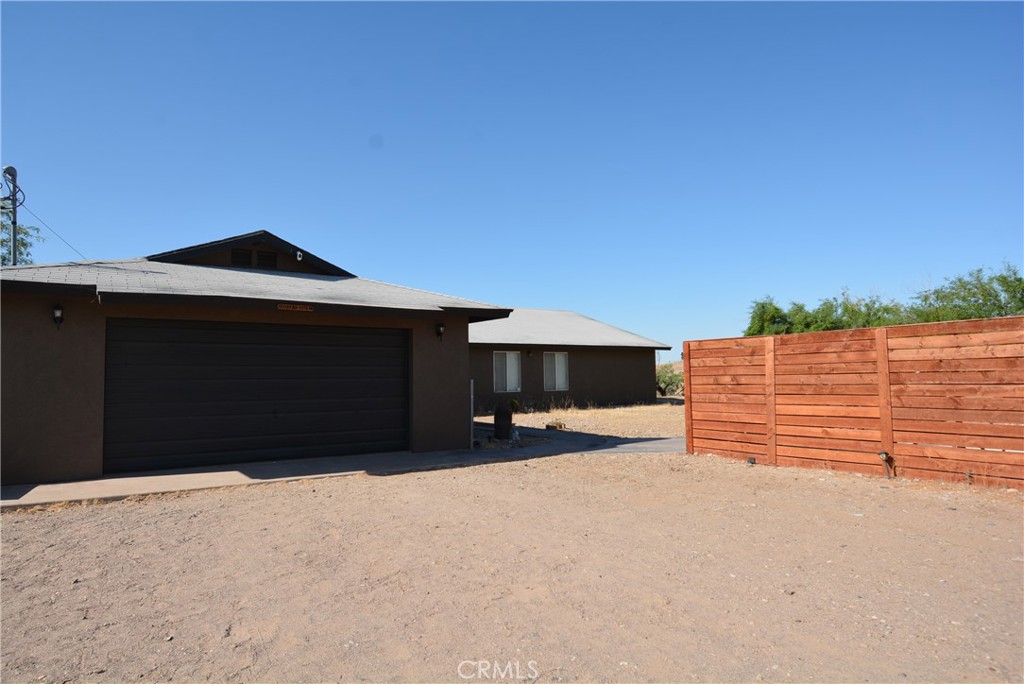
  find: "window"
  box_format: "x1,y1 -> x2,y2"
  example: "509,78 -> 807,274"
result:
493,351 -> 521,393
544,352 -> 569,391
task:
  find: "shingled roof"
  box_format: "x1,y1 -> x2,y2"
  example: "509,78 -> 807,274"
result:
469,308 -> 670,349
1,233 -> 511,321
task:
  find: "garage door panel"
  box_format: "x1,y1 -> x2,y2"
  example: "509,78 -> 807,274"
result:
104,408 -> 409,444
104,396 -> 408,421
106,343 -> 408,368
105,363 -> 408,383
103,319 -> 410,473
105,425 -> 408,458
107,320 -> 407,347
106,435 -> 410,472
105,377 -> 408,404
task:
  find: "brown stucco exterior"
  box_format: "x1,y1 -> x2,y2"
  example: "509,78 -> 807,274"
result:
1,292 -> 472,485
469,345 -> 658,414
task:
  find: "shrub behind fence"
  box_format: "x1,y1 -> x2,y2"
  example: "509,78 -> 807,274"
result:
683,317 -> 1024,488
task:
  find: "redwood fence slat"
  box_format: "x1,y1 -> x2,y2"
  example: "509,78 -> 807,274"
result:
683,316 -> 1024,488
891,395 -> 1023,411
886,330 -> 1023,349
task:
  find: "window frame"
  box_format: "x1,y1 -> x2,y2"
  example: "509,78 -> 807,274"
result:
493,350 -> 522,393
543,351 -> 569,392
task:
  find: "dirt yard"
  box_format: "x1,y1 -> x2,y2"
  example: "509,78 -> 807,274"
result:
3,405 -> 1022,683
479,399 -> 685,439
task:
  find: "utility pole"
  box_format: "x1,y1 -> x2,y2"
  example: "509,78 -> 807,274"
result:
3,166 -> 22,265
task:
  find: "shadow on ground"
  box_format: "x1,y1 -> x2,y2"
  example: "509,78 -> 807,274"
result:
0,424 -> 687,507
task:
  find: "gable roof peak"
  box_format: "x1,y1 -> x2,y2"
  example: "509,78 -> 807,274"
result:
146,230 -> 353,277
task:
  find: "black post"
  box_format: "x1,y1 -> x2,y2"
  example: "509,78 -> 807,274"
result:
3,166 -> 18,266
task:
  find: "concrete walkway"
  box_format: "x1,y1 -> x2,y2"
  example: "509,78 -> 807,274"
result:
0,426 -> 686,509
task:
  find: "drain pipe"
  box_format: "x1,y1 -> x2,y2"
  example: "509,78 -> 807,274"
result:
879,451 -> 893,479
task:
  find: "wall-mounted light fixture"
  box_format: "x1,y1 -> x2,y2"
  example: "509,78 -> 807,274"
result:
52,304 -> 64,326
436,322 -> 446,340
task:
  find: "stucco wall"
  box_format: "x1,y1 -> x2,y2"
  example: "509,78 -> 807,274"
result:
470,345 -> 658,414
1,293 -> 470,485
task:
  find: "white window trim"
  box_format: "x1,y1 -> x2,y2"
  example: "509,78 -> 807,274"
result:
493,350 -> 522,393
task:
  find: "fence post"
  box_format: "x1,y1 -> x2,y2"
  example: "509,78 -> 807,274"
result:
875,327 -> 894,464
765,336 -> 777,465
683,341 -> 693,454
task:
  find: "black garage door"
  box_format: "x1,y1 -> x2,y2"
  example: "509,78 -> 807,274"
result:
103,318 -> 409,473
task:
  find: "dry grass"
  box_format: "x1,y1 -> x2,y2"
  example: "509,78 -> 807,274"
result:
478,400 -> 684,439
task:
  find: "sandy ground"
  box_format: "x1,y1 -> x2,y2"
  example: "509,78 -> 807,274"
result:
478,400 -> 685,439
2,406 -> 1022,683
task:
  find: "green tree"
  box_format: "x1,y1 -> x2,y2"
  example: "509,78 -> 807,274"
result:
743,297 -> 792,336
907,265 -> 1024,322
1,205 -> 43,266
656,363 -> 684,396
741,265 -> 1020,336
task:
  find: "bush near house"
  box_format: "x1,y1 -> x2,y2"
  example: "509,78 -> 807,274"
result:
656,363 -> 684,396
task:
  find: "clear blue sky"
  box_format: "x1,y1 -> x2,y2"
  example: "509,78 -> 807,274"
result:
3,2 -> 1021,355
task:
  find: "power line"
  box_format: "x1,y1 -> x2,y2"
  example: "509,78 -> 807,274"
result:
20,204 -> 88,261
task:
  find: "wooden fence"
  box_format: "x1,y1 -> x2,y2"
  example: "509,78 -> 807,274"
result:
682,317 -> 1024,488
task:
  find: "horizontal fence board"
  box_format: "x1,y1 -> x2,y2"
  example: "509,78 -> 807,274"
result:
891,383 -> 1023,398
692,428 -> 768,445
683,317 -> 1024,488
887,330 -> 1023,350
776,362 -> 877,375
777,434 -> 881,453
886,316 -> 1024,339
694,420 -> 768,435
689,355 -> 765,368
890,370 -> 1024,385
775,328 -> 876,345
888,357 -> 1021,372
776,394 -> 879,407
893,431 -> 1023,451
890,395 -> 1023,411
773,339 -> 877,355
689,401 -> 768,415
893,443 -> 1024,467
891,406 -> 1023,424
689,337 -> 767,350
688,346 -> 764,359
692,410 -> 767,423
776,404 -> 881,418
690,384 -> 767,395
692,438 -> 766,456
689,365 -> 767,377
896,467 -> 1024,490
776,415 -> 882,430
776,424 -> 882,441
894,419 -> 1024,439
692,447 -> 763,462
776,384 -> 879,395
690,393 -> 767,404
888,344 -> 1024,361
776,444 -> 881,465
775,351 -> 878,365
690,375 -> 766,386
896,456 -> 1023,480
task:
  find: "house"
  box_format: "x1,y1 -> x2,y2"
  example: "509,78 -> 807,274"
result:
469,308 -> 670,413
0,231 -> 511,485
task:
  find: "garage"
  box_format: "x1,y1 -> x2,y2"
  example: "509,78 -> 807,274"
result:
103,318 -> 410,473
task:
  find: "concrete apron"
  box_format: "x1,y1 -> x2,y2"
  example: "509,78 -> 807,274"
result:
0,427 -> 686,509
